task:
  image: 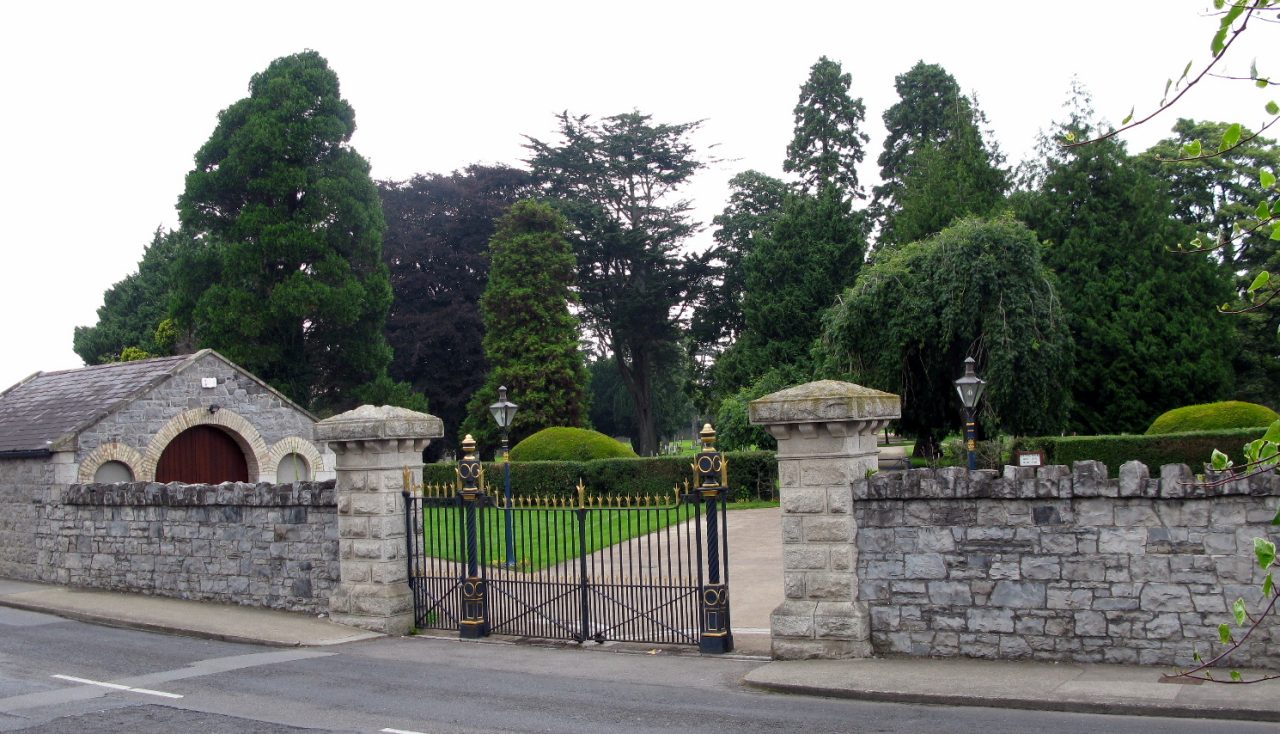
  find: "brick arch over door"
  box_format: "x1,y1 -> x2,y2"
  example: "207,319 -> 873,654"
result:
139,408 -> 270,482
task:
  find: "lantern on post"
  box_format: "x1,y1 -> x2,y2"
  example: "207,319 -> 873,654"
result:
953,357 -> 986,471
488,386 -> 518,567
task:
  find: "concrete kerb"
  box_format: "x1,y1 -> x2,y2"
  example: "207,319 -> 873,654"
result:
0,579 -> 380,647
742,657 -> 1280,723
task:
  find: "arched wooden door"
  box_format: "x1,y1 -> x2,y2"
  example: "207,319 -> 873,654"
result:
155,425 -> 249,483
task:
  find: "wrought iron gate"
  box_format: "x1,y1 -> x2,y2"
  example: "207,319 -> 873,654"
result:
404,426 -> 733,653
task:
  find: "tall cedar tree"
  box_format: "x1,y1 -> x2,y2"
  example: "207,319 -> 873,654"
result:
460,201 -> 589,453
174,51 -> 400,414
783,56 -> 870,199
380,166 -> 534,455
74,227 -> 193,364
711,57 -> 868,399
871,61 -> 1006,249
526,111 -> 709,455
817,217 -> 1073,454
1143,120 -> 1280,405
1015,121 -> 1233,434
691,170 -> 788,378
714,185 -> 863,396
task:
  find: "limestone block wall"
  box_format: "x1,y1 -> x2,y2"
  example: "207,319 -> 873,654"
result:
35,480 -> 338,613
856,461 -> 1280,667
0,457 -> 53,580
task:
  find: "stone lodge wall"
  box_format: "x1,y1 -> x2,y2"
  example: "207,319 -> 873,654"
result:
0,457 -> 55,580
35,480 -> 338,613
855,461 -> 1280,667
75,351 -> 333,483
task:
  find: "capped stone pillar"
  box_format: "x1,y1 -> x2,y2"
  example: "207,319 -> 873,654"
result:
749,380 -> 900,660
315,405 -> 443,635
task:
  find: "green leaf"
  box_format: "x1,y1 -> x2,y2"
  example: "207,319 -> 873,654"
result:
1264,419 -> 1280,444
1234,597 -> 1248,626
1183,139 -> 1203,157
1219,622 -> 1232,643
1262,169 -> 1277,189
1255,537 -> 1276,570
1212,26 -> 1229,56
1231,670 -> 1243,682
1182,60 -> 1194,81
1259,78 -> 1270,89
1265,573 -> 1274,597
1252,58 -> 1260,80
1258,201 -> 1272,219
1063,131 -> 1076,143
1121,106 -> 1134,126
1221,123 -> 1243,152
1245,438 -> 1263,463
1211,448 -> 1232,470
1272,223 -> 1280,240
1273,505 -> 1280,525
1249,270 -> 1271,293
1267,100 -> 1279,115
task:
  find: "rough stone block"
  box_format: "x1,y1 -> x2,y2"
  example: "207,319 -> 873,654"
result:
781,488 -> 826,514
1140,583 -> 1194,613
990,580 -> 1046,608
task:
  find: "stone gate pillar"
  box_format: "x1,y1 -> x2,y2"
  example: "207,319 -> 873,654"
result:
315,405 -> 443,635
749,380 -> 900,659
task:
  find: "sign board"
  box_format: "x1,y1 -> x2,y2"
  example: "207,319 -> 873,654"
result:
201,377 -> 217,389
1015,451 -> 1045,468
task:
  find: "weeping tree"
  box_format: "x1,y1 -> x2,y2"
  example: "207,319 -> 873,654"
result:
817,216 -> 1073,455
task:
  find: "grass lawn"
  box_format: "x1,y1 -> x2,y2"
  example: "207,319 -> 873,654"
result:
419,502 -> 697,571
416,496 -> 774,572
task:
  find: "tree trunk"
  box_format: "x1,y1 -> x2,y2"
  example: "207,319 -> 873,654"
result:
615,344 -> 659,456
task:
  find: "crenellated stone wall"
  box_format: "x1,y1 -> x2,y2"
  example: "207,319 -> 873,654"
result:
856,461 -> 1280,667
34,480 -> 338,613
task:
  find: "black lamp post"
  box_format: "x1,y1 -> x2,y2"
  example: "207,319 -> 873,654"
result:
953,357 -> 986,471
489,386 -> 518,567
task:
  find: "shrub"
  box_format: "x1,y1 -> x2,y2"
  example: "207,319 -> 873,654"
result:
423,451 -> 778,502
1012,428 -> 1268,475
1145,401 -> 1278,435
508,427 -> 637,462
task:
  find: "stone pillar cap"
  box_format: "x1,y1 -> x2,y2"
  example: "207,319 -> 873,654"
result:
315,404 -> 444,442
748,380 -> 901,426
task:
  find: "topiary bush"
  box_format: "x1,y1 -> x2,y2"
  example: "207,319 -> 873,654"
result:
1146,400 -> 1278,435
509,427 -> 637,462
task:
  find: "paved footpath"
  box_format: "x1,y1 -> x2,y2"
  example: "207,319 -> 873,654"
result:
5,505 -> 1280,722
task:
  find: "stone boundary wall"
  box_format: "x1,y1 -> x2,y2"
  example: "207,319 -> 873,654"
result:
35,480 -> 338,613
855,461 -> 1280,667
0,458 -> 53,580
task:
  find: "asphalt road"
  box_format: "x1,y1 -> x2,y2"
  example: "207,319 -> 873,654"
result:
0,606 -> 1274,734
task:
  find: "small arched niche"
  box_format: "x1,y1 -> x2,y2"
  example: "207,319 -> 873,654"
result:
93,460 -> 134,484
275,452 -> 311,483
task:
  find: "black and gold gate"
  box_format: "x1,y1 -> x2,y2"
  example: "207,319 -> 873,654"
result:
403,426 -> 733,653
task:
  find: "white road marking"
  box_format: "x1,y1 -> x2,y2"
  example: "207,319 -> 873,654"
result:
382,728 -> 432,734
52,674 -> 184,699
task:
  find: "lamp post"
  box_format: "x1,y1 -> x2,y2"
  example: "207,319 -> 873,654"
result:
489,386 -> 518,567
953,357 -> 986,471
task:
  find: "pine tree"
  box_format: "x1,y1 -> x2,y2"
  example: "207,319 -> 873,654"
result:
871,61 -> 1006,249
1015,116 -> 1233,433
460,200 -> 589,452
783,56 -> 869,198
174,51 -> 402,413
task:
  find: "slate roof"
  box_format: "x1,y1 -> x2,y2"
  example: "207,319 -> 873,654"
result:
0,355 -> 191,454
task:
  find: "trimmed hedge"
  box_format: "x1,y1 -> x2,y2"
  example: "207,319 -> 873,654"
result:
423,451 -> 778,501
509,427 -> 637,461
1011,428 -> 1268,475
1145,400 -> 1278,435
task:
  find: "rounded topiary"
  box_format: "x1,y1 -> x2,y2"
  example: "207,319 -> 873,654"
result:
1145,400 -> 1279,435
509,427 -> 638,461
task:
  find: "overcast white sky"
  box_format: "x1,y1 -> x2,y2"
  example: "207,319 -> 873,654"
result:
0,1 -> 1271,390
